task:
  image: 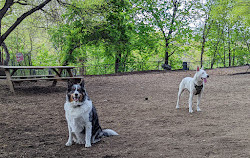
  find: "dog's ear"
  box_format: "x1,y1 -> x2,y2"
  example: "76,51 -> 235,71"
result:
80,79 -> 85,88
67,80 -> 74,91
197,66 -> 200,71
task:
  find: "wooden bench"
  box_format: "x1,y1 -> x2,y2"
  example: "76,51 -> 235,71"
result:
0,66 -> 83,93
10,76 -> 83,82
0,75 -> 55,79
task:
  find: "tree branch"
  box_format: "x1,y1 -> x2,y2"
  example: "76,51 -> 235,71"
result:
15,0 -> 29,5
56,0 -> 71,7
0,0 -> 52,45
168,50 -> 176,57
0,0 -> 14,20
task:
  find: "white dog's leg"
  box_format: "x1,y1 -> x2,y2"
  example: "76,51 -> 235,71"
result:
176,84 -> 184,109
85,122 -> 92,148
75,132 -> 85,144
188,92 -> 194,113
65,124 -> 73,146
197,93 -> 202,111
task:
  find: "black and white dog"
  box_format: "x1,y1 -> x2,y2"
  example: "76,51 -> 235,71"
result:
64,80 -> 118,148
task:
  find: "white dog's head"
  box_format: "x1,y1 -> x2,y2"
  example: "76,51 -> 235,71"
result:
195,66 -> 209,83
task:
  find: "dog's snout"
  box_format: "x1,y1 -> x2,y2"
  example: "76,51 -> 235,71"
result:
75,93 -> 78,97
207,75 -> 209,78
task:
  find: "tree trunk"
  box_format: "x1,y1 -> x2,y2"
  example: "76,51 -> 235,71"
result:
0,42 -> 10,65
200,20 -> 207,67
63,48 -> 75,66
201,36 -> 206,67
233,43 -> 237,66
232,52 -> 235,66
165,42 -> 170,65
211,39 -> 220,69
222,28 -> 226,67
0,49 -> 2,65
211,23 -> 222,69
223,40 -> 226,67
62,44 -> 82,66
200,16 -> 212,68
0,42 -> 9,75
115,52 -> 121,73
228,27 -> 231,67
163,1 -> 178,66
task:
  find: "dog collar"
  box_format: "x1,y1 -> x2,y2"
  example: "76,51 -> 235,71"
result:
73,104 -> 82,108
194,84 -> 203,95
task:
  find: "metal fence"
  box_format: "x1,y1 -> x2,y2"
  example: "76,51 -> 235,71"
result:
5,56 -> 248,76
73,58 -> 249,76
73,60 -> 165,75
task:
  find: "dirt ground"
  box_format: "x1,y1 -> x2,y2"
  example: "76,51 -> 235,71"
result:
0,66 -> 249,158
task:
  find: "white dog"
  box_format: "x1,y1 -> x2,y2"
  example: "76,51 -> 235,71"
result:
64,80 -> 118,148
176,66 -> 209,113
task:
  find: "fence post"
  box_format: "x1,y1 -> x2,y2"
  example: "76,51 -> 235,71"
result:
81,65 -> 85,76
84,66 -> 86,75
182,62 -> 188,70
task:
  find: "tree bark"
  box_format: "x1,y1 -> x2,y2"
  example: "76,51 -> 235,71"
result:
62,45 -> 82,66
223,37 -> 226,67
211,23 -> 222,69
0,0 -> 14,20
115,52 -> 122,73
200,35 -> 206,67
228,26 -> 231,67
211,39 -> 220,69
233,43 -> 237,66
0,42 -> 10,66
200,16 -> 212,68
164,0 -> 178,66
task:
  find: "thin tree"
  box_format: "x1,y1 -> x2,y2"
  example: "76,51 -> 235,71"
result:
200,0 -> 213,67
134,0 -> 193,69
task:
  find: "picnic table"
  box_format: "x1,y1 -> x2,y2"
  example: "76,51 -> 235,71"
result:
0,66 -> 83,93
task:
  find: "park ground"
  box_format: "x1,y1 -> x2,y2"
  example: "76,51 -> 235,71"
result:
0,66 -> 249,158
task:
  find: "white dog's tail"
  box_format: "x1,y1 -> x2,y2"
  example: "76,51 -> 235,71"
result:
102,129 -> 119,137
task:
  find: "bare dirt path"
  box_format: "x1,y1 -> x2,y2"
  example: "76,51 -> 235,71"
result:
0,66 -> 249,158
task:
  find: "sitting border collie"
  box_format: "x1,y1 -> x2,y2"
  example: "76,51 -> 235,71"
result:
64,80 -> 118,147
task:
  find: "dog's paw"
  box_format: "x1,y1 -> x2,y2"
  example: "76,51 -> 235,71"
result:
65,141 -> 72,146
85,143 -> 91,148
189,109 -> 193,113
197,108 -> 201,112
176,105 -> 180,109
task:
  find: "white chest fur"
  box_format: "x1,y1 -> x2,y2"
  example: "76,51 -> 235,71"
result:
64,100 -> 92,133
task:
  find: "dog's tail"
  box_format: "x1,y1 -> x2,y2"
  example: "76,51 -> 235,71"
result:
102,129 -> 119,137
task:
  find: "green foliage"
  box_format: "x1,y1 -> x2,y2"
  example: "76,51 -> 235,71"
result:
1,0 -> 248,74
48,0 -> 108,65
132,0 -> 195,65
33,45 -> 59,66
231,0 -> 250,26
